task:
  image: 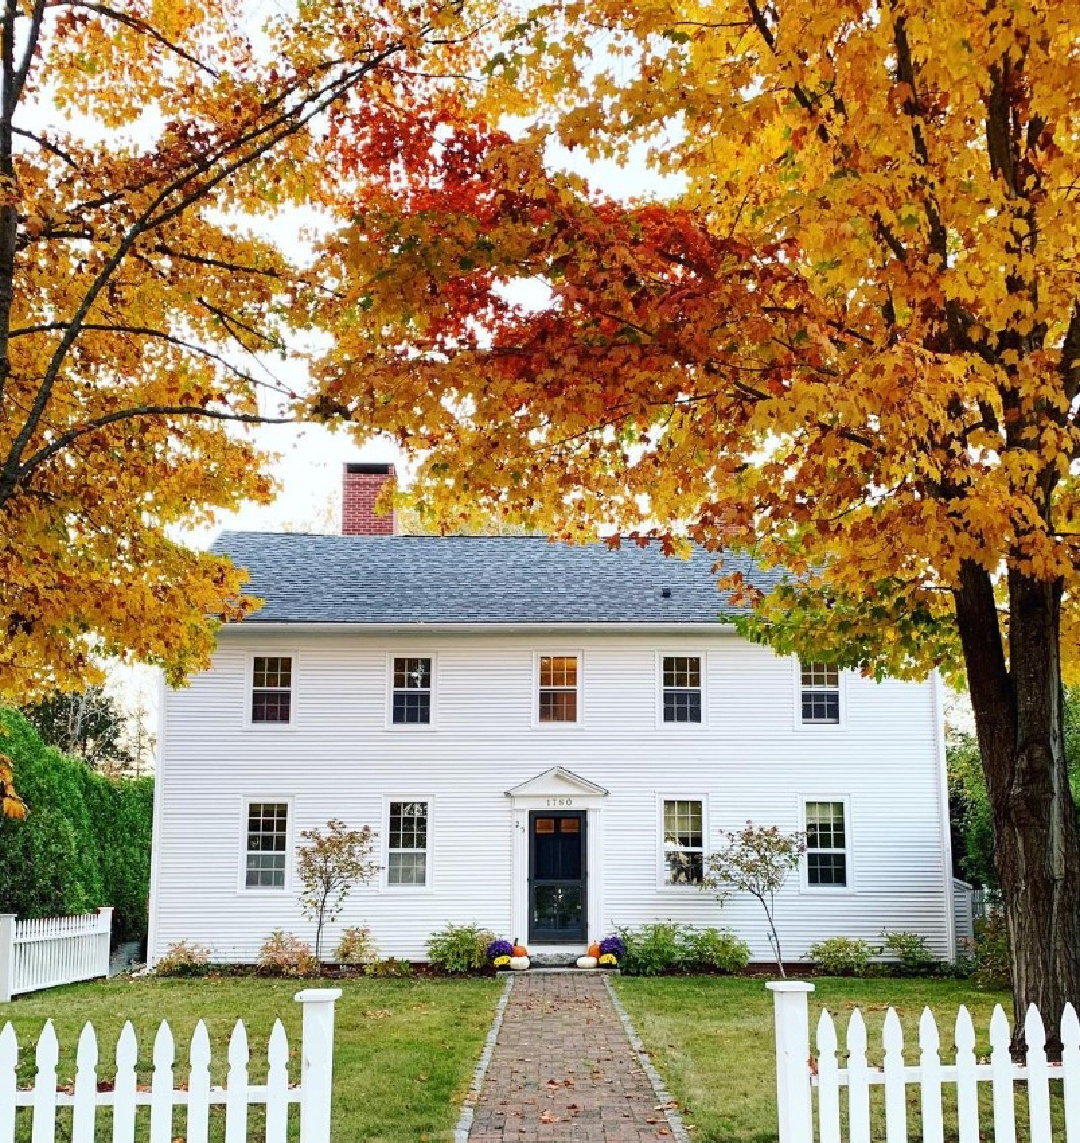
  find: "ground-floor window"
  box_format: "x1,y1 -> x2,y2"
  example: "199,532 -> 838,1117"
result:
662,798 -> 704,884
388,800 -> 429,886
244,801 -> 288,888
805,799 -> 848,886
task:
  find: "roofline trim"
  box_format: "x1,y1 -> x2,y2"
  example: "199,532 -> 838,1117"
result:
217,620 -> 741,635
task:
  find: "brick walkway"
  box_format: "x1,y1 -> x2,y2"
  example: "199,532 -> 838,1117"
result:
467,973 -> 677,1142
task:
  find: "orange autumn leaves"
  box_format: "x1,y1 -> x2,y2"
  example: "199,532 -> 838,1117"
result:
0,0 -> 498,710
303,0 -> 1080,681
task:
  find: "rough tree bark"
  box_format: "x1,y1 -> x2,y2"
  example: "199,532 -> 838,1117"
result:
955,559 -> 1080,1055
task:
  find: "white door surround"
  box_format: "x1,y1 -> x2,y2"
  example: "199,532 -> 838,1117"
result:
506,767 -> 608,949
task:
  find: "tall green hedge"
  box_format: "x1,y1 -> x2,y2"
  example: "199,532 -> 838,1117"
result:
0,709 -> 153,944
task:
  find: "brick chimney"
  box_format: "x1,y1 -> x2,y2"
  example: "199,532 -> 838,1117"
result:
342,462 -> 397,535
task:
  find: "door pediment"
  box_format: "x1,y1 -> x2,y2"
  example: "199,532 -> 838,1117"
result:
505,766 -> 608,805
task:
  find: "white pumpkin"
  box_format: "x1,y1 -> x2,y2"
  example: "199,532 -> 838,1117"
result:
509,955 -> 530,970
576,956 -> 598,969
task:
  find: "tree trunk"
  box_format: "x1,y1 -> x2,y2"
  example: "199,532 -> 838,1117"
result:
955,560 -> 1080,1056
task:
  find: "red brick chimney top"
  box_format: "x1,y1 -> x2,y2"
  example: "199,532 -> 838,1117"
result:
342,462 -> 397,535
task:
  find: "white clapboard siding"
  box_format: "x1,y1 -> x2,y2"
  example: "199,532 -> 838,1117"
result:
0,910 -> 112,1003
152,629 -> 951,964
770,981 -> 1080,1143
0,989 -> 340,1143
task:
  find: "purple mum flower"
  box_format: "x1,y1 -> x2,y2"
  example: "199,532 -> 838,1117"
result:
487,939 -> 514,960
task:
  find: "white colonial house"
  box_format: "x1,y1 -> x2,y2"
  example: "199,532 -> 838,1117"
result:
148,463 -> 958,966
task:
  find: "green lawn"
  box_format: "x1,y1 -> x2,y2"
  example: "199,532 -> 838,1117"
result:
613,975 -> 1013,1143
0,974 -> 503,1142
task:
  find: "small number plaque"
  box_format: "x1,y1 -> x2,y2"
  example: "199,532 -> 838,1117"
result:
545,797 -> 574,807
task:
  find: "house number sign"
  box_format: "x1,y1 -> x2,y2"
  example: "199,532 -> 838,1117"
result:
545,797 -> 574,807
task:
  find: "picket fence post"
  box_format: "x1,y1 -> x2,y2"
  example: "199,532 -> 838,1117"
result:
295,988 -> 342,1143
768,981 -> 815,1143
0,915 -> 14,1004
96,908 -> 114,980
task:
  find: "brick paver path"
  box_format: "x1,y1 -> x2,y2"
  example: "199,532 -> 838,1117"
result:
468,973 -> 675,1142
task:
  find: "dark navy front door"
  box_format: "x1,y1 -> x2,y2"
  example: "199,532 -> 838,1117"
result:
529,811 -> 586,943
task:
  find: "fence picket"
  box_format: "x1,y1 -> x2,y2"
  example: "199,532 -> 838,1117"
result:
817,1010 -> 841,1143
1026,1005 -> 1052,1143
883,1008 -> 907,1143
1063,1004 -> 1080,1143
112,1022 -> 138,1143
990,1005 -> 1017,1143
73,1023 -> 99,1143
186,1021 -> 212,1143
31,1021 -> 59,1143
149,1021 -> 175,1143
265,1020 -> 289,1143
0,1024 -> 16,1143
954,1006 -> 979,1143
224,1020 -> 250,1143
847,1009 -> 871,1143
919,1008 -> 944,1143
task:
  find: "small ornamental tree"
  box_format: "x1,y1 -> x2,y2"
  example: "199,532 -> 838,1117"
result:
296,820 -> 379,964
704,823 -> 806,977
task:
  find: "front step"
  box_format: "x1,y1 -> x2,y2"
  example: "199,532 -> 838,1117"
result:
528,950 -> 586,968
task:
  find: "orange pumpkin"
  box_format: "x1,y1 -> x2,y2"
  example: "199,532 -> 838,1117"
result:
587,942 -> 600,959
512,939 -> 528,957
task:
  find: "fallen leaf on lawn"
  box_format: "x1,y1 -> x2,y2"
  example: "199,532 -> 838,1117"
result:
364,1009 -> 391,1019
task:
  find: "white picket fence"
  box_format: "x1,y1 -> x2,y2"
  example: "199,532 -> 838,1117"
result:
0,910 -> 113,1002
770,981 -> 1080,1143
0,987 -> 339,1143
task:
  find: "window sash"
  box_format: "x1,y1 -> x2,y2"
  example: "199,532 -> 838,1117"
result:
662,656 -> 702,723
388,801 -> 429,886
245,802 -> 288,888
800,660 -> 839,724
539,655 -> 578,722
252,656 -> 292,724
662,799 -> 704,885
805,800 -> 848,887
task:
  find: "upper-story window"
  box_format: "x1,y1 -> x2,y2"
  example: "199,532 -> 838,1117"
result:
806,800 -> 849,887
800,661 -> 839,724
662,798 -> 704,884
252,656 -> 292,724
244,801 -> 288,888
392,657 -> 432,724
662,656 -> 702,723
539,655 -> 578,723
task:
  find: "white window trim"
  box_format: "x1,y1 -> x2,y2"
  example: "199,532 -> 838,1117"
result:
792,656 -> 847,731
799,794 -> 855,894
532,650 -> 584,728
656,793 -> 709,890
243,650 -> 300,731
655,651 -> 708,729
382,795 -> 435,893
237,795 -> 295,894
385,652 -> 438,731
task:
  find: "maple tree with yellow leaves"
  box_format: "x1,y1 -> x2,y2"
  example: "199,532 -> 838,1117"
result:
0,2 -> 496,754
303,1 -> 1080,1043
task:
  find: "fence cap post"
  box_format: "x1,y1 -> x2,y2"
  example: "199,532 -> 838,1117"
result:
766,981 -> 816,994
294,988 -> 343,1005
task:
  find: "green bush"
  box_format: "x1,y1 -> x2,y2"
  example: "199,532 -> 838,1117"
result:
425,922 -> 494,973
365,957 -> 413,978
881,930 -> 942,976
809,936 -> 877,977
616,922 -> 689,976
0,710 -> 154,944
681,927 -> 751,973
972,913 -> 1010,990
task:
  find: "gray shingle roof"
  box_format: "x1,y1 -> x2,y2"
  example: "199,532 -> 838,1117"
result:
210,533 -> 788,625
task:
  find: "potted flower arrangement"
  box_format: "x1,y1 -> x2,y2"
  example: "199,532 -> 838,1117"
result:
487,938 -> 513,969
488,938 -> 530,970
598,935 -> 625,967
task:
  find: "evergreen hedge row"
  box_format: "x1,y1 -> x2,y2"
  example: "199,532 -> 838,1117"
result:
0,709 -> 153,944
